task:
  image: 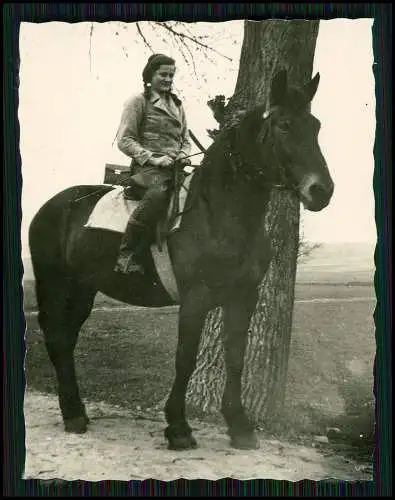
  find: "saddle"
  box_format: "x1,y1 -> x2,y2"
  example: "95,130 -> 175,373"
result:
83,168 -> 195,301
85,168 -> 194,245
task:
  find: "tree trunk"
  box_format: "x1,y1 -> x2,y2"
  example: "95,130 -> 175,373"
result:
186,20 -> 320,426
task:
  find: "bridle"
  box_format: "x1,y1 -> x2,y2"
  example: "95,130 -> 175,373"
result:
226,107 -> 299,194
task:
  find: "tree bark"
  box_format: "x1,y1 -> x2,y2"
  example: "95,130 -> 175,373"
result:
186,20 -> 320,426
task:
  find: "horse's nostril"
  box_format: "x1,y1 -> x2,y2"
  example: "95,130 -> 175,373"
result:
328,180 -> 335,197
309,183 -> 322,196
309,183 -> 331,204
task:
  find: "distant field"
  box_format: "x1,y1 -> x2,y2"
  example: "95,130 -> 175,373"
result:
296,242 -> 375,284
295,269 -> 374,285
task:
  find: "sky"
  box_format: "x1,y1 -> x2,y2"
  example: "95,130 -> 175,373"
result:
18,19 -> 376,257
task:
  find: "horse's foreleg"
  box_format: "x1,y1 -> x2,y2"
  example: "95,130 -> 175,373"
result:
221,286 -> 259,449
164,285 -> 210,450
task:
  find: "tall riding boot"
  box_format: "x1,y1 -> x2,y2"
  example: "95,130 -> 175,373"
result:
114,184 -> 169,275
114,219 -> 146,275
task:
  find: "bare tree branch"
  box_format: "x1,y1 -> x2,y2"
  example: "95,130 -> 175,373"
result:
136,22 -> 154,53
122,45 -> 129,58
147,21 -> 173,51
179,37 -> 198,80
175,22 -> 210,40
297,239 -> 321,262
157,22 -> 233,62
113,21 -> 231,87
170,33 -> 199,81
147,21 -> 160,34
200,45 -> 219,67
172,34 -> 189,66
89,23 -> 94,74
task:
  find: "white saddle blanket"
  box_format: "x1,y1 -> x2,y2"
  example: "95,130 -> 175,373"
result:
85,187 -> 138,234
84,172 -> 194,302
85,173 -> 193,234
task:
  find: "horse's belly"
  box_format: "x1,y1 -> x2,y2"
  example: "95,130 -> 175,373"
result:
94,274 -> 177,308
68,228 -> 177,308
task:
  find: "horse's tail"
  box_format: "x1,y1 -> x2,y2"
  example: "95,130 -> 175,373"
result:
28,193 -> 74,332
29,186 -> 111,277
29,197 -> 72,278
29,185 -> 113,329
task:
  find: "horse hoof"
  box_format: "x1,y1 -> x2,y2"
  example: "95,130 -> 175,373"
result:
64,416 -> 89,434
167,435 -> 198,451
230,433 -> 260,450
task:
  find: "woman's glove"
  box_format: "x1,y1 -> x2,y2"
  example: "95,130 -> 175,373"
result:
151,155 -> 174,168
176,153 -> 192,166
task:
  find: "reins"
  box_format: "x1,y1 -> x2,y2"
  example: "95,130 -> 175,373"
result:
167,131 -> 207,219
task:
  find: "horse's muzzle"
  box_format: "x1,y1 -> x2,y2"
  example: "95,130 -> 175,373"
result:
300,174 -> 334,212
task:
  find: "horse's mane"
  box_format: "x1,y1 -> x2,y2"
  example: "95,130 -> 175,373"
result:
195,129 -> 236,200
195,104 -> 268,194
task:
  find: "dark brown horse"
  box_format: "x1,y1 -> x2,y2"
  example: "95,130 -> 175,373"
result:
28,70 -> 334,450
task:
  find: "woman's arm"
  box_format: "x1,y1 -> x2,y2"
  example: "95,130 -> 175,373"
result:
177,105 -> 192,160
117,95 -> 154,166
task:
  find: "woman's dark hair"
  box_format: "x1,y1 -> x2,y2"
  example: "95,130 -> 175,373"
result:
142,53 -> 181,105
142,54 -> 175,84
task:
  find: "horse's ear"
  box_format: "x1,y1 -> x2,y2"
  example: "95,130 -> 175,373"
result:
270,70 -> 288,106
303,72 -> 320,104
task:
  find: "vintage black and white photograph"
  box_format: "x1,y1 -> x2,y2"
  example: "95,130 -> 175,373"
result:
20,18 -> 376,481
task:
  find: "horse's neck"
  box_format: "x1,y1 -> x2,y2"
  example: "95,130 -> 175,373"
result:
196,149 -> 270,241
215,183 -> 268,235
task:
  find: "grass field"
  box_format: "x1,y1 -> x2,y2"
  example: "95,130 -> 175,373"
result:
23,279 -> 376,448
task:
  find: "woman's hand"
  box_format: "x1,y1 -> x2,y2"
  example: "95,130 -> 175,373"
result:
176,153 -> 192,166
151,155 -> 174,168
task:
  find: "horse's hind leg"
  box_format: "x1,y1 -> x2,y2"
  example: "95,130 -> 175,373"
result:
221,286 -> 260,449
35,270 -> 96,433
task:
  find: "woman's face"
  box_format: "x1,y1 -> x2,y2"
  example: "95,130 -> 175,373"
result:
150,64 -> 176,94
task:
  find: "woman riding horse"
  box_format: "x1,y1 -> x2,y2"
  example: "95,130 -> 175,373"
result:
115,53 -> 192,275
29,69 -> 334,450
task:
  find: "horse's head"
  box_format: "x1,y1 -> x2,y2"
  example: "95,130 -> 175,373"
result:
232,70 -> 334,212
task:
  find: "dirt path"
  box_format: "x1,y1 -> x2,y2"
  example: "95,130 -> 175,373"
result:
23,391 -> 371,482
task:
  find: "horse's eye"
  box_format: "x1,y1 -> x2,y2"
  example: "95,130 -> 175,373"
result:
278,120 -> 291,132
